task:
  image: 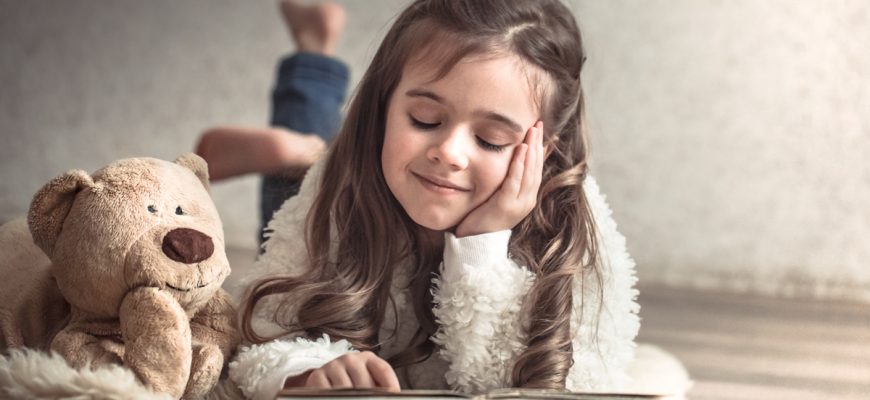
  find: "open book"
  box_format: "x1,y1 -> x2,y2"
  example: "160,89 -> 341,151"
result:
277,388 -> 674,399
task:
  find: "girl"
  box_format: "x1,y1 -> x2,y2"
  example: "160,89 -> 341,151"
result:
229,1 -> 639,399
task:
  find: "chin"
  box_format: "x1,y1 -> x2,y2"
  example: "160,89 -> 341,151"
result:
408,212 -> 459,232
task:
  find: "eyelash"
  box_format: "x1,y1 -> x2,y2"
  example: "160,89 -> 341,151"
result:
476,137 -> 506,152
409,116 -> 439,130
409,115 -> 506,153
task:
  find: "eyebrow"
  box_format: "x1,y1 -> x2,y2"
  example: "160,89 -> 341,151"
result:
405,89 -> 524,134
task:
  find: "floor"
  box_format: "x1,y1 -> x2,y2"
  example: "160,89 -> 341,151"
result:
226,246 -> 870,400
636,285 -> 870,399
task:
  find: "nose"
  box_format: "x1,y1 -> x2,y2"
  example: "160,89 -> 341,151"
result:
162,228 -> 214,264
426,128 -> 469,170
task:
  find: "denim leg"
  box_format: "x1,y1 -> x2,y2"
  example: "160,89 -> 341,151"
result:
259,53 -> 349,241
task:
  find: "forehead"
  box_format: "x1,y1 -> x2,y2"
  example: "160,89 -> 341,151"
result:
399,52 -> 546,118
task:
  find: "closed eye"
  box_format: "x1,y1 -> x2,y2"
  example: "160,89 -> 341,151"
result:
409,115 -> 440,130
476,137 -> 507,152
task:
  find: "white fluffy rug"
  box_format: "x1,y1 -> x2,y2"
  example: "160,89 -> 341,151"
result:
0,345 -> 689,399
0,349 -> 171,400
0,349 -> 244,400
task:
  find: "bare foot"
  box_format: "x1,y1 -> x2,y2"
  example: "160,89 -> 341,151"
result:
279,0 -> 346,55
194,126 -> 326,181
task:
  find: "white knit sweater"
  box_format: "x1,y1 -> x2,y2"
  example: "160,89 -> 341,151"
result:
228,159 -> 640,400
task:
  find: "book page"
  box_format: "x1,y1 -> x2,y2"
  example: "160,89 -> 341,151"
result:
276,388 -> 670,399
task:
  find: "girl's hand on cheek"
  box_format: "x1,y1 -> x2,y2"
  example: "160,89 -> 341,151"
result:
283,351 -> 401,392
454,121 -> 544,238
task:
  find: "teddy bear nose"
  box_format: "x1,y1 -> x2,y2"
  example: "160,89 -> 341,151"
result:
162,228 -> 214,264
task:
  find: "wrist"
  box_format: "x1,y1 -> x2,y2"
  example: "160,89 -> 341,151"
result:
443,230 -> 512,270
454,222 -> 503,238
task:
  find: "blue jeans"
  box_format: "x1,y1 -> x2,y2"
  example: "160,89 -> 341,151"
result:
260,53 -> 349,241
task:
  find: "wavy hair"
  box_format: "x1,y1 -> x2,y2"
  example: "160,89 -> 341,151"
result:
242,0 -> 600,389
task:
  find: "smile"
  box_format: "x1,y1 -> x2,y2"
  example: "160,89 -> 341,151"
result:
166,281 -> 210,292
413,172 -> 469,194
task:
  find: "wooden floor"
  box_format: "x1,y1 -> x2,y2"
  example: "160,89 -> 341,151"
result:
226,247 -> 870,399
637,285 -> 870,399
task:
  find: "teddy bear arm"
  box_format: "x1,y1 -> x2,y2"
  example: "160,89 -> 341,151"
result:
50,324 -> 123,369
120,287 -> 192,399
190,289 -> 241,358
183,342 -> 224,399
184,290 -> 240,398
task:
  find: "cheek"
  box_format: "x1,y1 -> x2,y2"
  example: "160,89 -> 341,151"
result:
473,156 -> 512,199
382,101 -> 396,165
382,118 -> 417,194
381,122 -> 404,173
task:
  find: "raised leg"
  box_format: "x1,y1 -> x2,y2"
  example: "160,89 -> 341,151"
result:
260,1 -> 349,241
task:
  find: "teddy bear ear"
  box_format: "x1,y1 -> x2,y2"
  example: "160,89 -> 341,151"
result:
28,169 -> 94,257
174,153 -> 210,191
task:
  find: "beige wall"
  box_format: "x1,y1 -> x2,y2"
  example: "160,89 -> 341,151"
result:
578,1 -> 870,301
2,1 -> 868,302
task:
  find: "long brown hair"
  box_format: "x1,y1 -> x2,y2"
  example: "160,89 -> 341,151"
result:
242,0 -> 600,389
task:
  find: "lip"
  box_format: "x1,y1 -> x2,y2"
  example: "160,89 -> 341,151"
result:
166,281 -> 210,292
412,172 -> 470,193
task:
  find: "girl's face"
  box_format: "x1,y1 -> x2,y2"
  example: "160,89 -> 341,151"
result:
382,54 -> 541,231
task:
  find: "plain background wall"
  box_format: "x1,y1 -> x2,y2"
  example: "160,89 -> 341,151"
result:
2,0 -> 868,302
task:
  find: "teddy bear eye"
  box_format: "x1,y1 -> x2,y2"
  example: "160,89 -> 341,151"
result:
147,205 -> 157,214
175,206 -> 184,215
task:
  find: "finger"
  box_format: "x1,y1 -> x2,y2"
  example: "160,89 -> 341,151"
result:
323,363 -> 354,389
366,357 -> 401,392
538,121 -> 545,162
534,121 -> 545,188
520,123 -> 539,196
506,144 -> 528,199
524,121 -> 536,145
346,363 -> 376,388
306,369 -> 331,388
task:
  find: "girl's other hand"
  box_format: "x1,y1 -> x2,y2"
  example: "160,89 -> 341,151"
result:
454,121 -> 545,238
283,351 -> 401,392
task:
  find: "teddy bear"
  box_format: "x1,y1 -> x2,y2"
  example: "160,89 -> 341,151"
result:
0,154 -> 240,399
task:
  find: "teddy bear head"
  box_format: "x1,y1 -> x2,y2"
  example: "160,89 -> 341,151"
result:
27,154 -> 230,318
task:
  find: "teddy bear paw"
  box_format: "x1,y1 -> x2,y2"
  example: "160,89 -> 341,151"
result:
182,344 -> 223,399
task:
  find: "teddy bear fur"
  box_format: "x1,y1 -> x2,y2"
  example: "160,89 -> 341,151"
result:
0,154 -> 240,399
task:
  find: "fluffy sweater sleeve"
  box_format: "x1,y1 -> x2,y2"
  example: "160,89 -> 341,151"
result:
430,175 -> 640,393
227,159 -> 358,400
